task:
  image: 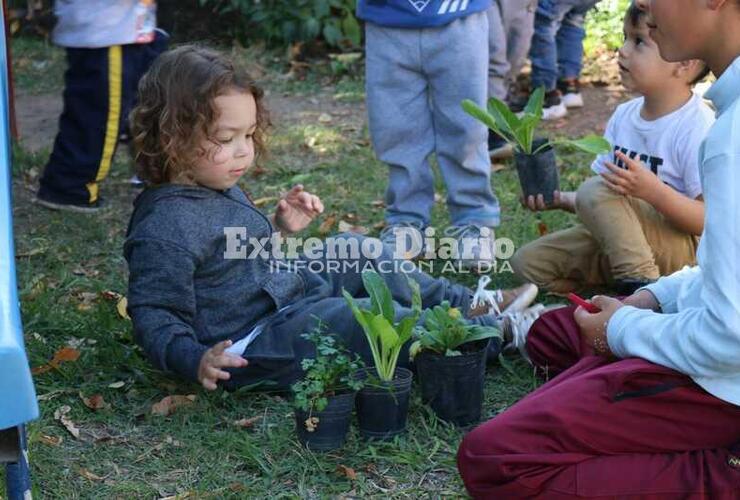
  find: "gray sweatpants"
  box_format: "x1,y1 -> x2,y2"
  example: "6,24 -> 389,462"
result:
225,235 -> 499,391
365,12 -> 500,228
487,0 -> 537,100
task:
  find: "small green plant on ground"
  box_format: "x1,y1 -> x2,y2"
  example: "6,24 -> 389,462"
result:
342,270 -> 421,381
410,302 -> 501,358
291,322 -> 365,416
462,88 -> 611,156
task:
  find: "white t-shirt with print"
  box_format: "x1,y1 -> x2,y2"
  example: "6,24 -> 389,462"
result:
591,93 -> 715,200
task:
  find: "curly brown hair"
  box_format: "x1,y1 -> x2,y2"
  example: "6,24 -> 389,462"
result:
130,45 -> 270,185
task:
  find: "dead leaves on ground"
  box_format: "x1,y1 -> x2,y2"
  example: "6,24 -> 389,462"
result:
54,405 -> 81,439
232,416 -> 261,429
80,393 -> 110,411
150,395 -> 196,417
32,346 -> 80,374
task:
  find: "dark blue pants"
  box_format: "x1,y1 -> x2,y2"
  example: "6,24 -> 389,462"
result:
38,32 -> 167,205
224,235 -> 500,391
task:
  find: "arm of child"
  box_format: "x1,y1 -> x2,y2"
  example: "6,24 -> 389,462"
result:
601,151 -> 704,235
605,151 -> 740,379
126,238 -> 246,385
271,184 -> 324,234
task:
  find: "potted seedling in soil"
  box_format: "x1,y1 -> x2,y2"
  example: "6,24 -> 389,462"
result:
410,302 -> 501,426
342,270 -> 421,440
292,323 -> 365,451
462,88 -> 611,206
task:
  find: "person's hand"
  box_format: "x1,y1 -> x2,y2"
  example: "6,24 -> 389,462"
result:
573,295 -> 624,357
197,340 -> 248,391
600,151 -> 665,203
521,191 -> 576,212
274,184 -> 324,234
622,289 -> 661,311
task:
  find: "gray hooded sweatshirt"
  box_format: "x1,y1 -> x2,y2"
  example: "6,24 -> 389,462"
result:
124,185 -> 305,383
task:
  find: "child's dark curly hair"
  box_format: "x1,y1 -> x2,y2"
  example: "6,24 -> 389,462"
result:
130,45 -> 270,185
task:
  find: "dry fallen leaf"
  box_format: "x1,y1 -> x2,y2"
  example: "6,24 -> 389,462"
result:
337,465 -> 357,480
39,434 -> 62,446
78,468 -> 104,482
338,220 -> 369,235
32,346 -> 81,374
233,416 -> 261,429
108,381 -> 126,389
370,199 -> 385,208
54,405 -> 80,439
491,162 -> 507,173
318,214 -> 337,235
76,291 -> 99,311
100,290 -> 123,301
151,395 -> 196,417
80,393 -> 110,411
116,297 -> 130,320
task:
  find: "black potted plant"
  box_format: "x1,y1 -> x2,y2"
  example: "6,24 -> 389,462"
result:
410,301 -> 501,426
462,88 -> 610,206
342,270 -> 421,440
292,324 -> 365,451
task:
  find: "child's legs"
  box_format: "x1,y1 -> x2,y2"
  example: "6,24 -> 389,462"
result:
231,296 -> 418,390
425,12 -> 500,227
38,47 -> 121,204
306,234 -> 475,311
627,195 -> 700,277
487,3 -> 510,101
365,22 -> 436,226
555,0 -> 598,80
525,304 -> 592,376
576,176 -> 663,281
510,224 -> 611,293
458,357 -> 740,498
502,0 -> 537,82
529,0 -> 570,91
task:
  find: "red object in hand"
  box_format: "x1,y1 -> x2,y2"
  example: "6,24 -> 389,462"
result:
567,293 -> 601,313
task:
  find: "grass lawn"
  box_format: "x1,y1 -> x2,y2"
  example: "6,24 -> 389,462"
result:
6,15 -> 626,497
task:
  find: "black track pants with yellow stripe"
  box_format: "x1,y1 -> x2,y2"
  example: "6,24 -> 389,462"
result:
38,35 -> 166,205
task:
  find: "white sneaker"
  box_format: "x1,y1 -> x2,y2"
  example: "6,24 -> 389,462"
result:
498,304 -> 547,362
561,92 -> 584,108
469,276 -> 538,317
542,101 -> 568,120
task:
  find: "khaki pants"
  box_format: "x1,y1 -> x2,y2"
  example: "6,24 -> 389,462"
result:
511,177 -> 699,293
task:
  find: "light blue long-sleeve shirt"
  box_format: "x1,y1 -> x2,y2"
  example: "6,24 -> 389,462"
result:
607,55 -> 740,407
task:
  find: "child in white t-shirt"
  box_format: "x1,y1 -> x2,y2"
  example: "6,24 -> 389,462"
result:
510,4 -> 714,294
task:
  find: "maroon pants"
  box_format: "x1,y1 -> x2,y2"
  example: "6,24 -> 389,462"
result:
458,305 -> 740,499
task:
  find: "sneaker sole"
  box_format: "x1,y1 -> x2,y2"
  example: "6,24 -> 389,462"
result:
501,283 -> 539,315
542,103 -> 568,120
562,93 -> 584,108
33,197 -> 102,214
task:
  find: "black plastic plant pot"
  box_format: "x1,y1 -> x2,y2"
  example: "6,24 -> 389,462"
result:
415,339 -> 489,427
295,391 -> 355,451
514,137 -> 560,206
355,367 -> 413,440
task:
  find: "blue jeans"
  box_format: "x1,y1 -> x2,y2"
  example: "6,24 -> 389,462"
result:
528,0 -> 600,91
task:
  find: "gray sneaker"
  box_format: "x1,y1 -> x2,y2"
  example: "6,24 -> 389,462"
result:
444,224 -> 496,270
379,221 -> 427,260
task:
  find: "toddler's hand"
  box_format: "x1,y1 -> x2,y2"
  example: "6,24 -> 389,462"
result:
274,184 -> 324,234
197,340 -> 248,391
601,151 -> 664,203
